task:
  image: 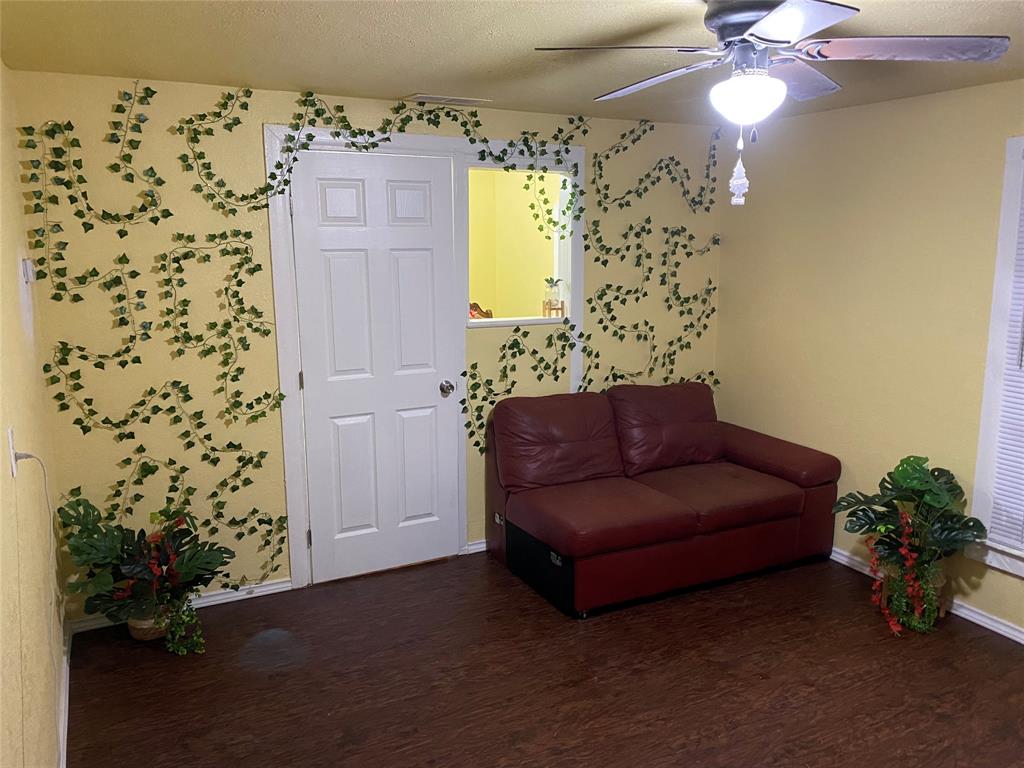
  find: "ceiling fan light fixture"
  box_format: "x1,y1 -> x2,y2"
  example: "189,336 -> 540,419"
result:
709,69 -> 788,125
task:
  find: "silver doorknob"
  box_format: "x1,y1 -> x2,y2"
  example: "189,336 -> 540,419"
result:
439,380 -> 455,398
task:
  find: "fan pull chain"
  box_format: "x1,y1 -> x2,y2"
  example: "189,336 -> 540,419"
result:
730,125 -> 749,206
750,125 -> 759,144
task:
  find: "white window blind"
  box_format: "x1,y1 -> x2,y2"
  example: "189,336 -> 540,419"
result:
975,137 -> 1024,575
989,164 -> 1024,552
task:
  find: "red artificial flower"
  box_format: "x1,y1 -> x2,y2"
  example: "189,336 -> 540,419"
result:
866,533 -> 909,636
895,509 -> 926,619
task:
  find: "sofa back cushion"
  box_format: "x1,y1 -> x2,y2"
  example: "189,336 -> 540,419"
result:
607,382 -> 723,476
492,392 -> 624,492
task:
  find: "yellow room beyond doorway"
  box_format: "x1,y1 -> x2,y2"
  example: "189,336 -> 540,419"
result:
468,168 -> 568,320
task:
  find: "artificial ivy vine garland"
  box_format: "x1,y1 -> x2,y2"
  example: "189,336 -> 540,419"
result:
156,231 -> 284,425
21,80 -> 722,588
175,89 -> 585,243
461,123 -> 722,451
21,84 -> 286,585
21,82 -> 172,253
592,122 -> 719,215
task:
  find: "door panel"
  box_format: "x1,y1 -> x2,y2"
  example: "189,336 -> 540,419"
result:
330,412 -> 378,536
395,406 -> 439,526
291,151 -> 460,582
392,248 -> 436,372
325,250 -> 373,378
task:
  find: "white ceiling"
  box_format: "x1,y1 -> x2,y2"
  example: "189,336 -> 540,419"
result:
2,0 -> 1023,124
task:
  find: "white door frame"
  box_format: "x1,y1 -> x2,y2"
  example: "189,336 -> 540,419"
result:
264,125 -> 585,587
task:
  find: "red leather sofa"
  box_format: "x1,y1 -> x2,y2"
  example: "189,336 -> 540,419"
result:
484,383 -> 841,617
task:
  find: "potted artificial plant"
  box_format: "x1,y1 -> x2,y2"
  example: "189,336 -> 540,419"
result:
543,276 -> 563,302
833,455 -> 986,635
543,276 -> 564,317
59,490 -> 235,654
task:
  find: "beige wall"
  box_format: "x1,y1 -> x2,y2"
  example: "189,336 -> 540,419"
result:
5,68 -> 721,581
0,63 -> 63,768
718,79 -> 1024,628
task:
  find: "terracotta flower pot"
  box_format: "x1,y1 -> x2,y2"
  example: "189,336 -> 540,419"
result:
127,609 -> 168,641
931,568 -> 950,619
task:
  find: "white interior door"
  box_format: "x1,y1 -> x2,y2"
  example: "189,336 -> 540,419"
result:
291,151 -> 461,582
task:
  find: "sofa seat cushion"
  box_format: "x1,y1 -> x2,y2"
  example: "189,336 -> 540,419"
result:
505,477 -> 699,558
633,462 -> 803,534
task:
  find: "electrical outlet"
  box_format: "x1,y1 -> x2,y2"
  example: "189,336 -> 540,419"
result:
7,427 -> 16,478
20,258 -> 35,285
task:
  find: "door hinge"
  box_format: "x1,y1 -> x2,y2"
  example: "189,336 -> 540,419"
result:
306,529 -> 312,548
298,370 -> 304,390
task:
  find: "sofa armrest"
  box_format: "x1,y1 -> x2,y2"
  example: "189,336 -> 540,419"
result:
719,422 -> 840,488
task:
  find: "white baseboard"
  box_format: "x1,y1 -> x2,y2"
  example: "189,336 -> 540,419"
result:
59,625 -> 70,768
67,578 -> 294,635
192,577 -> 292,609
829,547 -> 872,577
69,613 -> 111,634
947,597 -> 1024,645
69,548 -> 482,636
830,547 -> 1024,646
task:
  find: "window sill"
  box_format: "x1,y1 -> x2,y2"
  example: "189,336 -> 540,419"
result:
965,541 -> 1024,579
467,316 -> 571,330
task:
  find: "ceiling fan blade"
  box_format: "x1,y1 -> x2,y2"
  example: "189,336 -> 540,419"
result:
794,35 -> 1011,62
594,57 -> 728,101
745,0 -> 859,47
536,45 -> 721,54
769,57 -> 842,101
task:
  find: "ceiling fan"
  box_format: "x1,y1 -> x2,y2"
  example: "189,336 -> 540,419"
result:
537,0 -> 1011,126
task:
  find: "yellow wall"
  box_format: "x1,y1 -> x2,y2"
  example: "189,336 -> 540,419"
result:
468,170 -> 498,313
469,168 -> 566,318
718,79 -> 1024,628
0,63 -> 63,768
5,68 -> 721,581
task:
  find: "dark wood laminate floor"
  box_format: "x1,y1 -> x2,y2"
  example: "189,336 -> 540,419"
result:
68,557 -> 1024,768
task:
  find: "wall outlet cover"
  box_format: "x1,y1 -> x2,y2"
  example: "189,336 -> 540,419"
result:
20,258 -> 35,285
7,427 -> 16,478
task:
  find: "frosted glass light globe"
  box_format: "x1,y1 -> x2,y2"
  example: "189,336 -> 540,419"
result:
709,70 -> 788,125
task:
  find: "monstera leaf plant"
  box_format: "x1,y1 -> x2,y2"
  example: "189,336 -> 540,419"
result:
60,491 -> 235,654
834,456 -> 986,635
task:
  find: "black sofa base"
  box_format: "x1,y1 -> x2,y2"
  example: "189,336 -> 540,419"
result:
505,522 -> 582,618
